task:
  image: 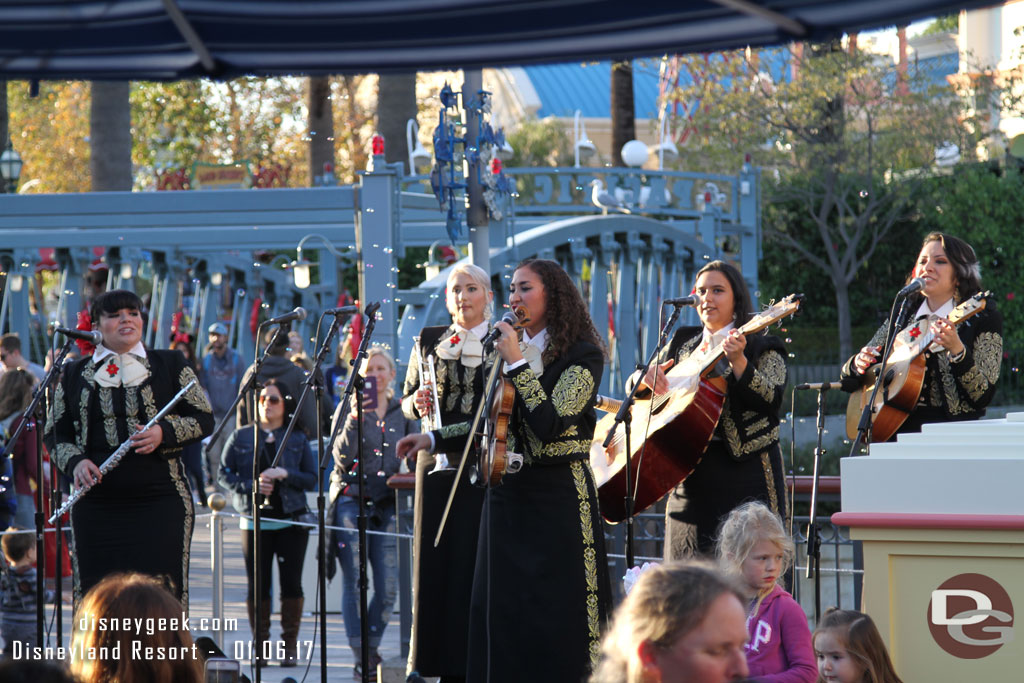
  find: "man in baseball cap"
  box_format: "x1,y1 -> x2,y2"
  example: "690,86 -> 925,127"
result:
199,321 -> 244,492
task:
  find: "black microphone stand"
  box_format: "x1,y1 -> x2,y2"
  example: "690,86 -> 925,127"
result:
802,382 -> 830,624
600,301 -> 685,568
317,302 -> 380,683
848,295 -> 913,458
1,336 -> 75,646
246,323 -> 290,683
263,309 -> 348,682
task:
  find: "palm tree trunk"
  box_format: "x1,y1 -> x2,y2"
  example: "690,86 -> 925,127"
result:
377,73 -> 417,174
308,76 -> 335,186
90,81 -> 132,191
611,61 -> 635,167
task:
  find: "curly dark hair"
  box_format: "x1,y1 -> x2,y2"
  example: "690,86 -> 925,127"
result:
514,259 -> 607,364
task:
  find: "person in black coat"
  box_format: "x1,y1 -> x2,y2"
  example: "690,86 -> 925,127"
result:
639,261 -> 789,559
48,289 -> 213,606
399,258 -> 613,683
841,232 -> 1002,437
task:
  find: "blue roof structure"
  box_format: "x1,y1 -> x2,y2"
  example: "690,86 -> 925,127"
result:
525,60 -> 665,120
523,49 -> 791,121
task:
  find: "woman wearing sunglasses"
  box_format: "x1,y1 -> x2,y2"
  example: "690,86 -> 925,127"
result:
219,377 -> 318,667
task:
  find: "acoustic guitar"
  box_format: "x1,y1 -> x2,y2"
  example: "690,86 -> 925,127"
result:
591,294 -> 803,523
844,291 -> 989,443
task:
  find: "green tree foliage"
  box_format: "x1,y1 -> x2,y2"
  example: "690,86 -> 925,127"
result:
919,164 -> 1024,355
666,43 -> 1008,362
7,81 -> 91,193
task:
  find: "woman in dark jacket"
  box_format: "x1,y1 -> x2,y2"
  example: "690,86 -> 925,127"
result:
330,347 -> 414,680
639,260 -> 789,559
841,232 -> 1002,437
219,377 -> 317,666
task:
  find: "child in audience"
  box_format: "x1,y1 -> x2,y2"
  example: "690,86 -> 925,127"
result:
717,502 -> 816,682
812,608 -> 904,683
1,528 -> 54,658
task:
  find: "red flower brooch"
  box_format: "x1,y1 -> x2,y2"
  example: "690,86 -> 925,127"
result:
106,361 -> 120,377
908,326 -> 922,339
449,334 -> 461,346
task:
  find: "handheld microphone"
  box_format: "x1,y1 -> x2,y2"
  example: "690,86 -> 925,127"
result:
481,311 -> 520,346
324,305 -> 360,316
364,301 -> 382,316
54,327 -> 103,345
896,277 -> 926,299
265,307 -> 307,325
663,295 -> 697,307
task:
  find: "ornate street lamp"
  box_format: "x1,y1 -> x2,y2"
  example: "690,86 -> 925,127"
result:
0,137 -> 24,194
291,233 -> 347,289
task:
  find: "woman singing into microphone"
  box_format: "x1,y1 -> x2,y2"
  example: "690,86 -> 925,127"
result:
841,232 -> 1002,436
397,258 -> 613,683
400,262 -> 495,683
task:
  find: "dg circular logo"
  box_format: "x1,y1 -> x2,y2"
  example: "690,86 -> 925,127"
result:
927,573 -> 1014,659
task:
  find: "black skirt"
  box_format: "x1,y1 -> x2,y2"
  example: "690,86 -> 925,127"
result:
409,451 -> 485,677
71,457 -> 193,607
466,459 -> 611,683
664,440 -> 786,558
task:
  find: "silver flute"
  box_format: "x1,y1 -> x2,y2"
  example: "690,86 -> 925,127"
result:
49,379 -> 198,523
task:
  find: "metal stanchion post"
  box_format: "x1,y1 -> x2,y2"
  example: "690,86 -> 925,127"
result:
209,492 -> 227,650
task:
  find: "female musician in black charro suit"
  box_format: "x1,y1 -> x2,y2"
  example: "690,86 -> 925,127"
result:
399,258 -> 613,683
841,232 -> 1002,437
640,260 -> 788,560
48,289 -> 213,606
400,262 -> 494,682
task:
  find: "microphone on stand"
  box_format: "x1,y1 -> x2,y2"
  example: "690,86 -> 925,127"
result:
480,311 -> 520,346
324,305 -> 360,316
364,301 -> 381,316
896,277 -> 926,299
663,295 -> 698,307
795,378 -> 860,392
265,307 -> 308,325
54,327 -> 103,345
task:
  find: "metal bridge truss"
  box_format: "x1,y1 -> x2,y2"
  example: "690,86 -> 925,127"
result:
0,158 -> 760,395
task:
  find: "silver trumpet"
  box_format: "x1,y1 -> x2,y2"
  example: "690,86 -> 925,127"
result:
49,379 -> 198,523
415,338 -> 449,473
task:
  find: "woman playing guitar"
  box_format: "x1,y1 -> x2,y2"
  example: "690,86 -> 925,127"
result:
841,232 -> 1002,438
398,258 -> 613,683
639,260 -> 789,560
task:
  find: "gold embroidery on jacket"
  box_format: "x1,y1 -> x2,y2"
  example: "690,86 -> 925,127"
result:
560,424 -> 579,438
957,331 -> 1002,403
54,443 -> 82,470
167,459 -> 194,612
511,370 -> 546,412
761,452 -> 779,514
99,387 -> 119,448
749,351 -> 786,404
571,460 -> 602,669
552,366 -> 594,417
438,422 -> 470,440
47,382 -> 65,435
181,367 -> 211,411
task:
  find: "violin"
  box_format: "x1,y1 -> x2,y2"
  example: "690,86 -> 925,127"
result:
473,305 -> 530,487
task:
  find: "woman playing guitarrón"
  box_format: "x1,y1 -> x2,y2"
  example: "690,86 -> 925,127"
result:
640,260 -> 789,560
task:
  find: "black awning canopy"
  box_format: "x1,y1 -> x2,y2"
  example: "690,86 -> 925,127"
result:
0,0 -> 993,80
